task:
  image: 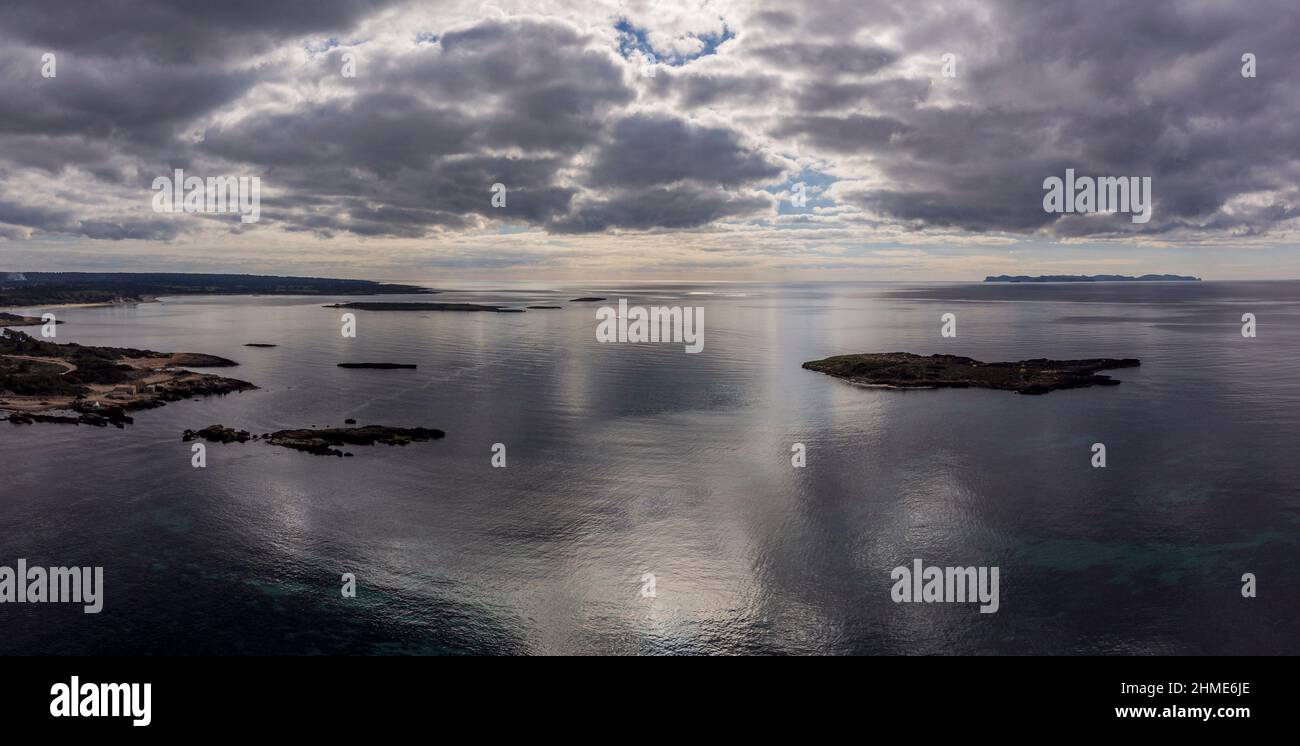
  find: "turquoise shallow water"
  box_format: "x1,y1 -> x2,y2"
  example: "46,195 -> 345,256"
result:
1,280 -> 1296,654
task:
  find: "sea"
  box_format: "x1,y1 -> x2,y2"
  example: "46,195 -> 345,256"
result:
1,280 -> 1297,655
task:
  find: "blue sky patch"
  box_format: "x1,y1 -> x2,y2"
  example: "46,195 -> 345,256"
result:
615,18 -> 734,66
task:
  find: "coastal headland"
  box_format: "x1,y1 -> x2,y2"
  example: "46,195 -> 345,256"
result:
1,272 -> 431,308
1,329 -> 255,427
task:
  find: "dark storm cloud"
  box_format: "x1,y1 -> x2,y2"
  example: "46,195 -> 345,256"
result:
200,92 -> 479,173
0,200 -> 71,233
0,0 -> 402,62
0,13 -> 690,239
366,19 -> 634,154
75,218 -> 185,241
0,198 -> 183,241
762,0 -> 1300,237
750,11 -> 798,30
241,152 -> 579,234
3,11 -> 771,240
0,51 -> 254,142
771,114 -> 909,152
0,135 -> 123,177
548,185 -> 773,233
647,70 -> 781,109
191,16 -> 637,235
792,79 -> 929,114
1,0 -> 1297,244
0,39 -> 257,197
749,42 -> 897,75
586,114 -> 783,189
543,113 -> 782,233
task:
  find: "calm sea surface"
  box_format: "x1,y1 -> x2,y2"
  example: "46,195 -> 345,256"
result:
1,281 -> 1297,654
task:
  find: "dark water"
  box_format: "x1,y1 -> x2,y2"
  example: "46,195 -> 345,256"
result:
1,281 -> 1297,655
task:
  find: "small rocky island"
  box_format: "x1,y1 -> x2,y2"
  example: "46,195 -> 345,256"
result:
327,302 -> 516,313
0,312 -> 62,327
337,363 -> 417,369
802,353 -> 1139,395
1,329 -> 255,427
984,274 -> 1200,283
184,424 -> 445,457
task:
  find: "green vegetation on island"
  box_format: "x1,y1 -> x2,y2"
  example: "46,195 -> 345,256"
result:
1,329 -> 254,426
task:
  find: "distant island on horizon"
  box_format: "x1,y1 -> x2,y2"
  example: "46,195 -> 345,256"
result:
983,274 -> 1202,283
0,272 -> 431,308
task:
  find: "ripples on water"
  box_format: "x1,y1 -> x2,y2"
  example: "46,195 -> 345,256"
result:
1,281 -> 1297,654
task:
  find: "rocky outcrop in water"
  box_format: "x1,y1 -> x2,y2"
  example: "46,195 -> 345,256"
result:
327,302 -> 507,312
0,313 -> 62,327
802,353 -> 1140,395
183,424 -> 446,457
983,274 -> 1200,283
183,425 -> 253,443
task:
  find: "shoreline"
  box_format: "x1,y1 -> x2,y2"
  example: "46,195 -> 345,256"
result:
1,330 -> 256,425
0,299 -> 157,311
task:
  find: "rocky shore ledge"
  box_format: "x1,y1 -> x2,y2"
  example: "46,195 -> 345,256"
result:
1,329 -> 255,427
183,424 -> 446,457
802,353 -> 1140,395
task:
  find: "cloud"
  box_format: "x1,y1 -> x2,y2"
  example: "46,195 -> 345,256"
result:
586,114 -> 783,189
549,184 -> 774,233
0,0 -> 404,62
749,42 -> 896,75
0,0 -> 1297,275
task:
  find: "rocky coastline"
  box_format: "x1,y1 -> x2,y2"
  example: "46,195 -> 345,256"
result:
1,329 -> 256,427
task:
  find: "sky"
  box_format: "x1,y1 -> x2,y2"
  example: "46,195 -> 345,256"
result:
0,0 -> 1298,282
